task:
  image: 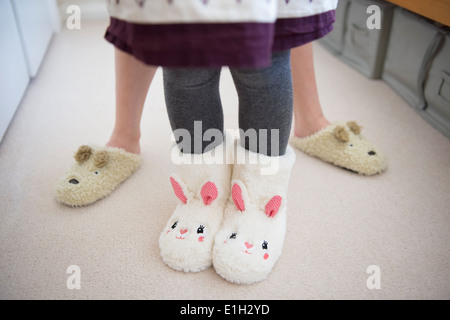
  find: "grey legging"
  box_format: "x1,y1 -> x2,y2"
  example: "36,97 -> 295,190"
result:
163,50 -> 293,157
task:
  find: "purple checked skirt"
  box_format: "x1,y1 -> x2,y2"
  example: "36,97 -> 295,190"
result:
104,0 -> 337,68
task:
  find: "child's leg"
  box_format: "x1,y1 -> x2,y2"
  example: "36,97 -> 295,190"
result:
291,43 -> 330,139
163,68 -> 224,154
159,67 -> 231,272
213,51 -> 296,284
230,50 -> 293,157
106,48 -> 157,154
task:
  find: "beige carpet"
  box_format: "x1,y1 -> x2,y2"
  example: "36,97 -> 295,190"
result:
1,20 -> 449,300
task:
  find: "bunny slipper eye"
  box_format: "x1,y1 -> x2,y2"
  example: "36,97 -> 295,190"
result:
171,221 -> 178,229
94,171 -> 99,175
197,225 -> 205,234
262,240 -> 270,260
349,144 -> 354,147
229,233 -> 237,239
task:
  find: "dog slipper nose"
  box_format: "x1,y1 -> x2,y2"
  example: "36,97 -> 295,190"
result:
69,178 -> 79,184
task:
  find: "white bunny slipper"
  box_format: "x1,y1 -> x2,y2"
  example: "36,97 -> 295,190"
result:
212,143 -> 296,284
159,140 -> 232,272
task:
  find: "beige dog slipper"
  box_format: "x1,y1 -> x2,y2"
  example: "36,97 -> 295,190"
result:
290,121 -> 387,175
55,145 -> 141,206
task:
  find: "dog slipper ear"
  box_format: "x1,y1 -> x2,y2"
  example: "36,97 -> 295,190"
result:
347,121 -> 362,135
200,181 -> 219,205
334,125 -> 350,142
74,145 -> 93,163
265,196 -> 282,218
231,180 -> 250,212
170,174 -> 191,204
93,151 -> 109,168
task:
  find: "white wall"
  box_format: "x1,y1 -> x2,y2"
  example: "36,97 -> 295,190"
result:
1,0 -> 59,142
57,0 -> 108,22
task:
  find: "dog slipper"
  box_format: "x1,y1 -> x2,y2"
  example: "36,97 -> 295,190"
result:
290,121 -> 387,175
55,145 -> 141,206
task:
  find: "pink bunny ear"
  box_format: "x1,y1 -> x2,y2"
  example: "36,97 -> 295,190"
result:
200,181 -> 218,205
265,196 -> 282,217
170,176 -> 188,204
232,183 -> 245,211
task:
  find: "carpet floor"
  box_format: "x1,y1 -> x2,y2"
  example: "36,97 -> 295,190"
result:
0,20 -> 449,300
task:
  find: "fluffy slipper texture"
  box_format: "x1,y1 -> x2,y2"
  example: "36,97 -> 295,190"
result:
159,140 -> 232,273
290,121 -> 387,175
212,143 -> 296,284
55,145 -> 141,207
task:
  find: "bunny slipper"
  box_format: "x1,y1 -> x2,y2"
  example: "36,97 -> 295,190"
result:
159,139 -> 233,272
290,121 -> 387,175
55,145 -> 141,207
212,143 -> 296,284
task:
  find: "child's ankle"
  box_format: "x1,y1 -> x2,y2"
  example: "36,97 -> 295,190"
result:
106,132 -> 141,154
294,115 -> 330,138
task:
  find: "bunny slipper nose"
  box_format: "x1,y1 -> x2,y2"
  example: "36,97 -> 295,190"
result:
368,150 -> 376,156
176,228 -> 189,239
69,178 -> 79,184
240,241 -> 256,255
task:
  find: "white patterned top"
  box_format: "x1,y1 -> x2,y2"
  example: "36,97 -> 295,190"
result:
106,0 -> 338,24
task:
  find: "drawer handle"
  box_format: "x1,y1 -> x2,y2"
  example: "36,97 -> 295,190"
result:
350,23 -> 370,48
438,71 -> 450,104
